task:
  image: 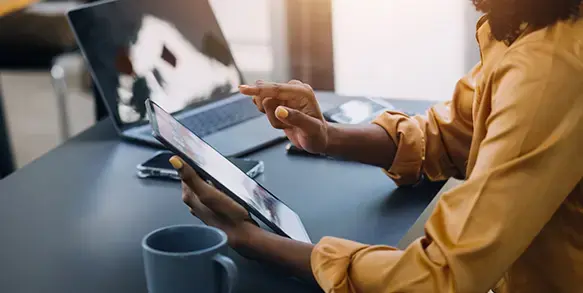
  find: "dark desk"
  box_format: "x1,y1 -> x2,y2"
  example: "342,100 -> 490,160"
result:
0,93 -> 442,292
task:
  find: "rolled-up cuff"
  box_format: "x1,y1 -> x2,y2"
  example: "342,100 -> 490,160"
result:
372,111 -> 425,186
311,237 -> 368,293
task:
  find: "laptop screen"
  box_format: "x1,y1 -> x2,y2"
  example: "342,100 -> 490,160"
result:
68,0 -> 243,129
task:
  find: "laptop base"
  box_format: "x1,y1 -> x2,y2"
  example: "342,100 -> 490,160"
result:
124,115 -> 285,157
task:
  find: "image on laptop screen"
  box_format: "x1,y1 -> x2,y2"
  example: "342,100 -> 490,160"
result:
69,0 -> 243,128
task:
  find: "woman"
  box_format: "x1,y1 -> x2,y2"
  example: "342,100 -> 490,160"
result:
169,0 -> 583,292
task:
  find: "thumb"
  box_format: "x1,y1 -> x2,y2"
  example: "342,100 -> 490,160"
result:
275,106 -> 320,130
169,156 -> 213,195
169,156 -> 250,221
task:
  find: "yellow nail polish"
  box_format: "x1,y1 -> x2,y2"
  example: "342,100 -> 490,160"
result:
276,107 -> 289,119
169,157 -> 183,170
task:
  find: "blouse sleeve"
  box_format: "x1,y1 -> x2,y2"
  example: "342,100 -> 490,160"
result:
372,64 -> 478,186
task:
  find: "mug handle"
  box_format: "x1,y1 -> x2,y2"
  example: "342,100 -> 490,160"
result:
213,254 -> 238,293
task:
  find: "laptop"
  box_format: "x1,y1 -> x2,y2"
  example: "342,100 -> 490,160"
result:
67,0 -> 284,157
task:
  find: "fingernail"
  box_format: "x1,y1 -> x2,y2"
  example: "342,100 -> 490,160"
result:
169,156 -> 183,170
275,107 -> 288,119
239,85 -> 250,89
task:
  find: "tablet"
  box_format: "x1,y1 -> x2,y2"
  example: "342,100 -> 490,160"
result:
146,99 -> 312,243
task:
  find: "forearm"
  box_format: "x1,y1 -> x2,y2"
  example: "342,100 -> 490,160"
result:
239,223 -> 316,281
325,123 -> 396,169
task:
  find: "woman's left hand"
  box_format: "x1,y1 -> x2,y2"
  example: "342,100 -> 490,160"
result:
170,157 -> 315,279
169,156 -> 259,250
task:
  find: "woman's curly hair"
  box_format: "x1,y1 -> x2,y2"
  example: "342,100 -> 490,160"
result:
473,0 -> 582,43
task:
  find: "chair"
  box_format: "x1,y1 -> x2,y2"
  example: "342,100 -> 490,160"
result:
0,1 -> 81,177
0,1 -> 79,69
49,0 -> 110,136
50,52 -> 87,140
0,2 -> 82,139
0,83 -> 15,179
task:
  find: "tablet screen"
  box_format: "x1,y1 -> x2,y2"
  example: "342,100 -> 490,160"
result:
149,101 -> 311,243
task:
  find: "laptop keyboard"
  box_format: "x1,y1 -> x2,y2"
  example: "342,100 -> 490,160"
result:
181,98 -> 262,137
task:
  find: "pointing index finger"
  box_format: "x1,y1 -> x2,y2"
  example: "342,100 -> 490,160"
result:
239,82 -> 313,100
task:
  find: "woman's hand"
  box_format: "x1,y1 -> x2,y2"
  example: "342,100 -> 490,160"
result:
169,156 -> 316,280
239,80 -> 328,154
169,156 -> 259,250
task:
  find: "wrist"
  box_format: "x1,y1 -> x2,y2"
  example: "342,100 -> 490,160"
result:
323,122 -> 339,155
235,221 -> 264,253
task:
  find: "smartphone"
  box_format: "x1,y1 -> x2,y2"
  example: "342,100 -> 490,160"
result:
323,97 -> 396,124
146,99 -> 312,243
137,151 -> 264,180
285,143 -> 327,158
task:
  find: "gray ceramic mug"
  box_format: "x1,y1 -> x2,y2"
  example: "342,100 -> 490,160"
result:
142,225 -> 238,293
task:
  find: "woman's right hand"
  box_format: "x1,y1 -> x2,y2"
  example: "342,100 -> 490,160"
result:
239,80 -> 329,154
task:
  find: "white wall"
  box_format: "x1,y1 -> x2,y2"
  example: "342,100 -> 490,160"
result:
209,0 -> 289,83
332,0 -> 479,101
464,4 -> 482,69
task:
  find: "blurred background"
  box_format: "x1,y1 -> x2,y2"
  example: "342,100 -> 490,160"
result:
0,0 -> 481,170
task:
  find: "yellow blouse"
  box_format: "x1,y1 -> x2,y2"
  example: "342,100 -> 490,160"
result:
311,15 -> 583,293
